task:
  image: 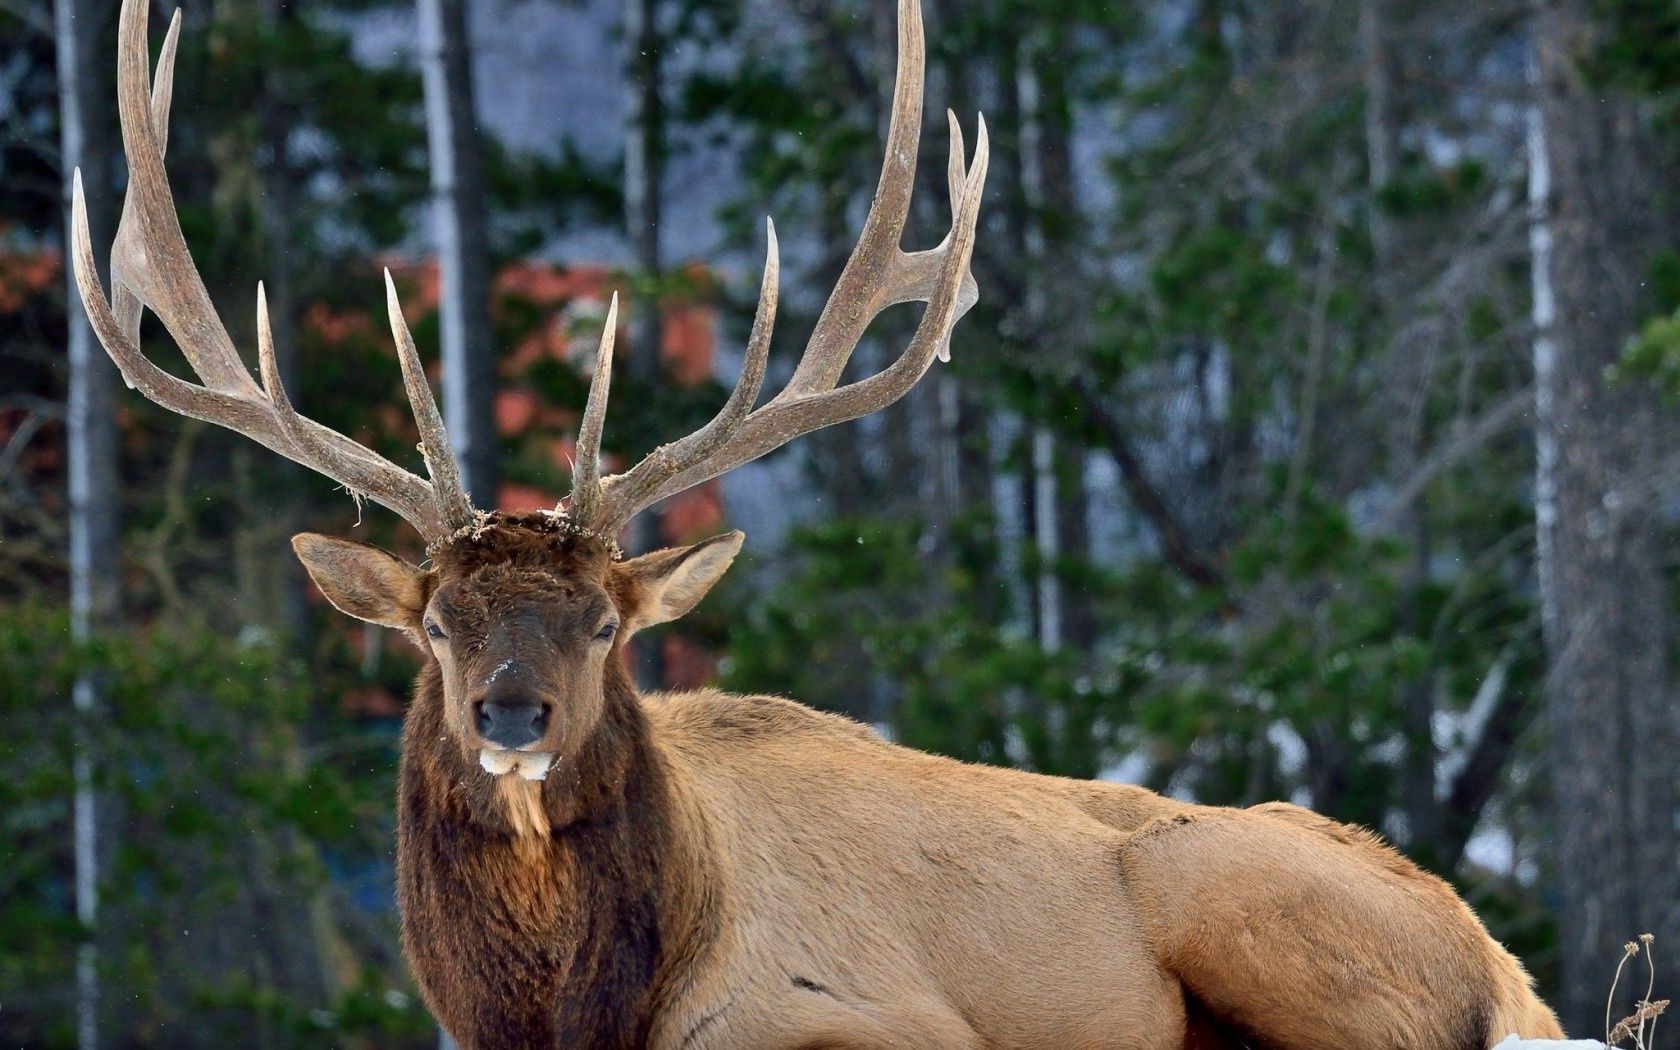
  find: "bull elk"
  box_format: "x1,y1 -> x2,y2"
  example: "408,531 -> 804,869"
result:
70,0 -> 1565,1045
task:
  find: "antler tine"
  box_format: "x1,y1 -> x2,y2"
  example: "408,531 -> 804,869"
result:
150,7 -> 180,156
72,171 -> 261,432
947,109 -> 967,208
809,109 -> 983,367
112,6 -> 179,346
108,0 -> 253,395
591,221 -> 780,532
570,0 -> 989,533
385,270 -> 475,529
565,293 -> 620,526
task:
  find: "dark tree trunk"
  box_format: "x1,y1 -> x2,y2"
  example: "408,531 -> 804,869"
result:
260,0 -> 307,639
623,0 -> 667,688
928,0 -> 1000,619
56,0 -> 116,1043
1055,440 -> 1096,653
624,0 -> 664,371
1031,31 -> 1094,654
1533,0 -> 1680,1030
418,0 -> 497,505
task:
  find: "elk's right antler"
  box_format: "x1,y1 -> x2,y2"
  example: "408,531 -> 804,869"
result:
70,0 -> 475,545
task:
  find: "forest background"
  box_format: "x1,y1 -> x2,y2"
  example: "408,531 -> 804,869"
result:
4,0 -> 1680,1044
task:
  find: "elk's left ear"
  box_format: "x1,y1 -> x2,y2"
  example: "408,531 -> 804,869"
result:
617,530 -> 744,632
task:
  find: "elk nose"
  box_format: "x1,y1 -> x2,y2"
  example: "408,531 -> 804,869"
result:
475,693 -> 548,749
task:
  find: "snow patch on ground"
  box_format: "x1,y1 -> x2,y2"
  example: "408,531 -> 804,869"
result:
1491,1037 -> 1606,1049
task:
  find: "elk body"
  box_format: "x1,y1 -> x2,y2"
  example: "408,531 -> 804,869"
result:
71,0 -> 1565,1046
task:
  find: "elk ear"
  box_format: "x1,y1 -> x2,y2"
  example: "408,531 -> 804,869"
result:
617,530 -> 744,632
292,533 -> 426,629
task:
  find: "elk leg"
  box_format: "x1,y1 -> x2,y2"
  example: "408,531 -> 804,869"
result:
1115,803 -> 1561,1050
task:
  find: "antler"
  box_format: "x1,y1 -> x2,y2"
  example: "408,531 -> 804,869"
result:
70,0 -> 475,545
73,0 -> 984,551
563,0 -> 989,536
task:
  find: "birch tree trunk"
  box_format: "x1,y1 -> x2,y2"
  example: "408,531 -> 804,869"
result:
419,0 -> 497,505
418,9 -> 493,1045
56,0 -> 115,1044
1033,26 -> 1095,656
1532,1 -> 1680,1030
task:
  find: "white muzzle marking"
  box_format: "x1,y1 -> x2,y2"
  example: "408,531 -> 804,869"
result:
479,748 -> 555,781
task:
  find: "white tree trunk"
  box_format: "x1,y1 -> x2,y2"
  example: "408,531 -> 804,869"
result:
56,0 -> 116,1044
1527,60 -> 1558,661
418,7 -> 493,1045
419,0 -> 497,503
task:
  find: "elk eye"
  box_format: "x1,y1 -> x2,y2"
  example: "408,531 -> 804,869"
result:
595,622 -> 618,642
425,620 -> 446,640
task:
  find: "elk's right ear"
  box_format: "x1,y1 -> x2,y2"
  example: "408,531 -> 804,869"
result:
291,534 -> 426,629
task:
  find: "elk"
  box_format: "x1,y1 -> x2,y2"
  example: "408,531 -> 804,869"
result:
71,0 -> 1565,1046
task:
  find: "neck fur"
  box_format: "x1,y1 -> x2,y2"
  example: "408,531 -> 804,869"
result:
396,660 -> 709,1047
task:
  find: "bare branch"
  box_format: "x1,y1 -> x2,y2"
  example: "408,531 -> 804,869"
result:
1372,390 -> 1532,534
1076,377 -> 1226,592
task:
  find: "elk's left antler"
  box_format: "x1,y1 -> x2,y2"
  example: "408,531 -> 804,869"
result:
562,0 -> 989,536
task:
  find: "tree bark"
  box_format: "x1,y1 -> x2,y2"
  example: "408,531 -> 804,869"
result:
1030,26 -> 1096,655
1015,31 -> 1062,651
418,0 -> 497,505
622,0 -> 668,688
1532,1 -> 1680,1030
259,0 -> 306,640
928,0 -> 1000,619
56,0 -> 116,1044
624,0 -> 663,373
1440,665 -> 1542,873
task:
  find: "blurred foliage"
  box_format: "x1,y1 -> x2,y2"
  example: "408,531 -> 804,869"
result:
1587,0 -> 1680,96
1613,306 -> 1680,399
725,491 -> 1538,835
0,607 -> 430,1047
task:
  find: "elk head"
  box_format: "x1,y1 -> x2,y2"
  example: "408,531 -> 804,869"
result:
71,0 -> 987,784
290,520 -> 743,779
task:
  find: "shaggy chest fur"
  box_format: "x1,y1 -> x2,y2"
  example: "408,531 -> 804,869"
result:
395,675 -> 682,1049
